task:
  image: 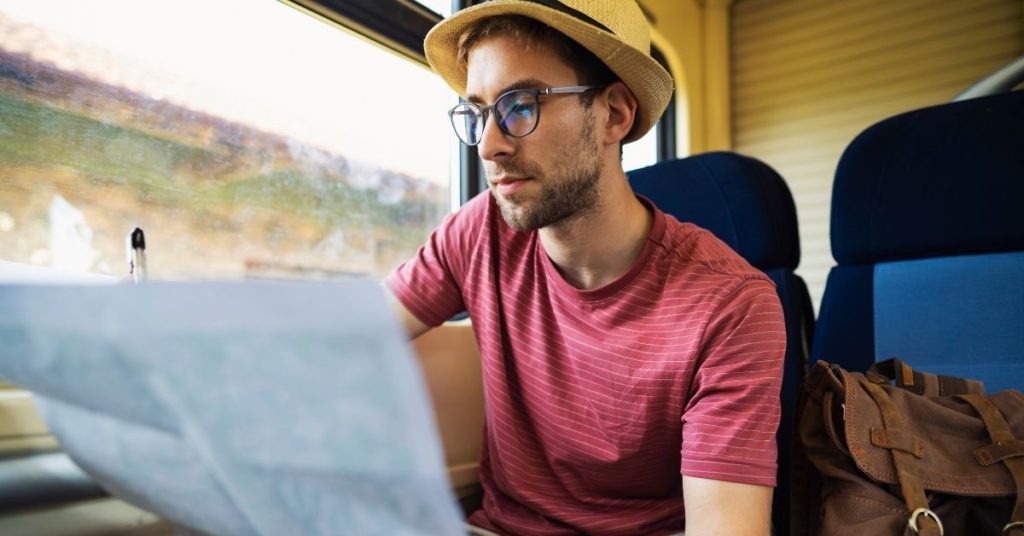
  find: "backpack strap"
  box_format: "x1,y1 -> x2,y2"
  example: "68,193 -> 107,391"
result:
868,358 -> 984,396
956,394 -> 1024,536
860,379 -> 943,536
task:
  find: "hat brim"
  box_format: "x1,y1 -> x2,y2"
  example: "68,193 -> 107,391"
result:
424,1 -> 673,143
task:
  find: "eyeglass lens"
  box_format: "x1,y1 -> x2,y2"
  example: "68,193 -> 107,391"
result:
450,90 -> 540,145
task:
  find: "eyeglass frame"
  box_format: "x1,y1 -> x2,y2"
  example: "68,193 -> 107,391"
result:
448,85 -> 605,146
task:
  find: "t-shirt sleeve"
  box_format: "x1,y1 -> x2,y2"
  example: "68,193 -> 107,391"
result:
384,196 -> 483,327
680,277 -> 786,487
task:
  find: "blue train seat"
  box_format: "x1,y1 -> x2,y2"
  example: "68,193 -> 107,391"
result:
629,152 -> 814,535
811,90 -> 1024,392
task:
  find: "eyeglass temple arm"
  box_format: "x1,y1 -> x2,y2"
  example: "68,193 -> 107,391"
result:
542,85 -> 603,95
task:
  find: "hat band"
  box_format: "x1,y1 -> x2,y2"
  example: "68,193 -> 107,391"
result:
500,0 -> 614,34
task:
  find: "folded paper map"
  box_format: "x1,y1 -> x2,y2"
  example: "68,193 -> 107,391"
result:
0,281 -> 464,535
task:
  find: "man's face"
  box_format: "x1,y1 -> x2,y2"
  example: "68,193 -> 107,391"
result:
465,35 -> 603,232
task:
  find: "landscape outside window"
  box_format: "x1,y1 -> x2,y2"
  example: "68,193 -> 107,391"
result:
0,0 -> 453,281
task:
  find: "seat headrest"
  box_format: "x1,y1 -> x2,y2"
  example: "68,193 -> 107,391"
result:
629,151 -> 800,270
832,90 -> 1024,265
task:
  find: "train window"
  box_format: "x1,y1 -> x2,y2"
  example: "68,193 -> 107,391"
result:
623,45 -> 671,171
0,0 -> 453,281
622,123 -> 659,172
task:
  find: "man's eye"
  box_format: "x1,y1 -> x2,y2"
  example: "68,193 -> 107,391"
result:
510,103 -> 533,118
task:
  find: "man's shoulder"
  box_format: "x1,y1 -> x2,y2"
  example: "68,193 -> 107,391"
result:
437,191 -> 498,241
438,192 -> 533,261
656,212 -> 772,285
452,190 -> 493,221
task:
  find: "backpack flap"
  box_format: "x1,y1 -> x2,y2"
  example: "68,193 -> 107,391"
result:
839,367 -> 1024,496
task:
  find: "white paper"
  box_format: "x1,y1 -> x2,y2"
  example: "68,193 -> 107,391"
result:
0,281 -> 464,535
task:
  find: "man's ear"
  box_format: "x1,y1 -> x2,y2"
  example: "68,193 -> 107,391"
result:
601,81 -> 638,146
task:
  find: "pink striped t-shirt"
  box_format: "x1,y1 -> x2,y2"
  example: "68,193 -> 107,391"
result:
387,193 -> 786,535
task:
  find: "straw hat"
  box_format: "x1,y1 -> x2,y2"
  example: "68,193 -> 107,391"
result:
424,0 -> 674,143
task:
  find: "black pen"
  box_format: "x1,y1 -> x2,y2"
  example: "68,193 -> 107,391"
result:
126,227 -> 147,284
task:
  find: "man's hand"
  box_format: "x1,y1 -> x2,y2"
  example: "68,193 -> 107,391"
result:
682,476 -> 773,536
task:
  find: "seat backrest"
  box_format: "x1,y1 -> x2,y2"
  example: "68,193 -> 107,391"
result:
629,151 -> 813,536
812,90 -> 1024,392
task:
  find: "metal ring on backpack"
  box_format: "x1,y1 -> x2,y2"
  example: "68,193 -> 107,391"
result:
1004,521 -> 1024,535
908,508 -> 944,535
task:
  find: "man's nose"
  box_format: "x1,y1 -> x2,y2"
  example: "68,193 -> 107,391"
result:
477,114 -> 515,162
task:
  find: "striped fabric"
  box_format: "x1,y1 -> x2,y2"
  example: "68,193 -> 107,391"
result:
387,193 -> 785,535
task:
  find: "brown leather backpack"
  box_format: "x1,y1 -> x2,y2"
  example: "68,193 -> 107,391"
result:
791,359 -> 1024,536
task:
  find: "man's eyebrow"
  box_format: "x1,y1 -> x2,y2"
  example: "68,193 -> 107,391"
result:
465,78 -> 548,104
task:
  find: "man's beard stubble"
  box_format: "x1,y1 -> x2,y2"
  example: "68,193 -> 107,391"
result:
488,113 -> 602,232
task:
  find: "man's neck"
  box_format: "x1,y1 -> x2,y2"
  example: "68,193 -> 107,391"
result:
539,170 -> 653,290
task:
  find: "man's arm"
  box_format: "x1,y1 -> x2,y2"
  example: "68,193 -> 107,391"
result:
682,476 -> 772,536
384,286 -> 432,340
680,278 -> 784,535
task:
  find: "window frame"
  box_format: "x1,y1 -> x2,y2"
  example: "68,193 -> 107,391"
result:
285,0 -> 441,64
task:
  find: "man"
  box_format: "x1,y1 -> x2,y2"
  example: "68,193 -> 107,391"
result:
385,1 -> 785,534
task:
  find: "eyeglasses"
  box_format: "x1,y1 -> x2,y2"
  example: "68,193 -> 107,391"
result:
448,85 -> 604,146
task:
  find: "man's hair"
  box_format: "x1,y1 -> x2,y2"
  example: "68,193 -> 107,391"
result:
456,15 -> 619,108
